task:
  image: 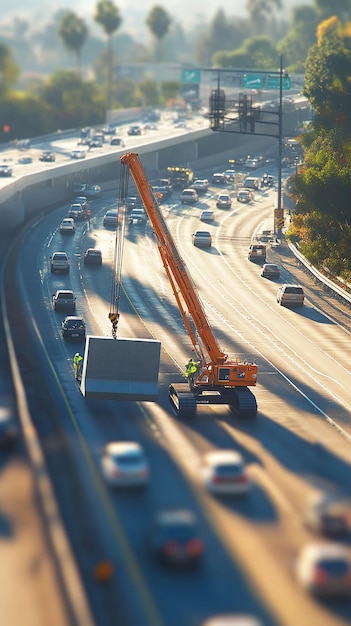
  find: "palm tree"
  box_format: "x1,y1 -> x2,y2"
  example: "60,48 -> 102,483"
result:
145,5 -> 172,62
58,12 -> 88,75
94,0 -> 122,109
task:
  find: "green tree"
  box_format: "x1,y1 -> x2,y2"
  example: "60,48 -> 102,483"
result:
314,0 -> 351,21
303,20 -> 351,132
160,81 -> 180,103
58,12 -> 88,75
138,78 -> 159,106
196,9 -> 248,66
0,93 -> 52,140
0,42 -> 20,99
94,0 -> 122,109
38,69 -> 105,128
145,5 -> 172,62
245,0 -> 282,35
278,6 -> 318,72
213,35 -> 278,68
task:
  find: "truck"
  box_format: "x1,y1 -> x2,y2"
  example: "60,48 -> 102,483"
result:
120,152 -> 258,418
248,244 -> 266,264
166,166 -> 194,190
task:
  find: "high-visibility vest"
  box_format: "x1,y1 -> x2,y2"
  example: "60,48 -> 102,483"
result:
74,354 -> 82,367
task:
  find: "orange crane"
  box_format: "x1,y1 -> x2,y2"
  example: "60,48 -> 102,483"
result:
120,152 -> 258,418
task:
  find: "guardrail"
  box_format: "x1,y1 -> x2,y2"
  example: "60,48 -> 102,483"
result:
289,241 -> 351,306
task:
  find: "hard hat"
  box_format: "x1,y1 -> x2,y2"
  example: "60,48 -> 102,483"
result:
75,353 -> 80,357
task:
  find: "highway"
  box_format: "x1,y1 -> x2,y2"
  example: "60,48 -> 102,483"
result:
4,155 -> 351,626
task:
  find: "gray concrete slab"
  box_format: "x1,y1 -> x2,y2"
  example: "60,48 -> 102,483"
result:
80,336 -> 161,401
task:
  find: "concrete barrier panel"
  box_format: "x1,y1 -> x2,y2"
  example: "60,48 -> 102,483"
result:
80,335 -> 161,400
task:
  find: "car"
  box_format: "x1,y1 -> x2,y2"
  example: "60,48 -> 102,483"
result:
0,164 -> 12,177
260,263 -> 281,279
50,251 -> 70,274
18,156 -> 33,164
295,542 -> 351,598
152,186 -> 168,201
126,196 -> 139,211
277,283 -> 305,307
110,136 -> 124,146
101,124 -> 116,135
72,182 -> 88,194
200,209 -> 215,222
52,290 -> 76,312
68,203 -> 85,221
127,124 -> 142,135
0,406 -> 19,450
73,196 -> 88,211
243,177 -> 259,190
191,179 -> 209,193
237,188 -> 253,203
128,208 -> 146,224
103,209 -> 118,228
101,441 -> 149,487
201,450 -> 250,495
85,184 -> 102,198
61,316 -> 86,340
59,217 -> 75,234
244,158 -> 259,169
215,193 -> 232,209
223,169 -> 236,181
248,244 -> 266,263
70,149 -> 86,159
260,173 -> 274,188
192,230 -> 212,248
304,491 -> 351,536
180,188 -> 198,204
39,151 -> 55,162
211,172 -> 228,185
149,508 -> 203,566
89,137 -> 103,148
84,248 -> 102,266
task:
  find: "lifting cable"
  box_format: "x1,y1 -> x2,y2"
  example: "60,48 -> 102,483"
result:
109,163 -> 129,338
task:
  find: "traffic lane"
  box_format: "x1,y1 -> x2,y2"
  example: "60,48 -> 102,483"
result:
116,198 -> 351,623
20,177 -> 351,624
0,116 -> 208,183
17,207 -> 277,625
1,235 -> 92,626
176,196 -> 351,434
102,224 -> 351,626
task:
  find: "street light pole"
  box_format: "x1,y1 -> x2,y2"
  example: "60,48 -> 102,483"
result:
276,55 -> 284,236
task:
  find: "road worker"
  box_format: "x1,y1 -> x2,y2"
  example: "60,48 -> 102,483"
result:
73,352 -> 83,380
185,357 -> 200,385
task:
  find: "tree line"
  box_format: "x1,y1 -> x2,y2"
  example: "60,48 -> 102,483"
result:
287,15 -> 351,284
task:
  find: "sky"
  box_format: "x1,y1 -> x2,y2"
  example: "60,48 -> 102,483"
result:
1,0 -> 311,32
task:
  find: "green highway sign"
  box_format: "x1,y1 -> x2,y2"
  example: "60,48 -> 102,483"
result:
243,73 -> 264,89
266,75 -> 291,90
181,68 -> 201,84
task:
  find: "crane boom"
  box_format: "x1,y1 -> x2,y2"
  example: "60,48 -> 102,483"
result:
120,152 -> 258,418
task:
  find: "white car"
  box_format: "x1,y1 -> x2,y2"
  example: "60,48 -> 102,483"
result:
59,217 -> 75,234
296,542 -> 351,598
200,209 -> 215,222
237,189 -> 253,203
215,193 -> 232,209
101,441 -> 149,487
201,450 -> 250,495
70,149 -> 86,160
192,179 -> 209,192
